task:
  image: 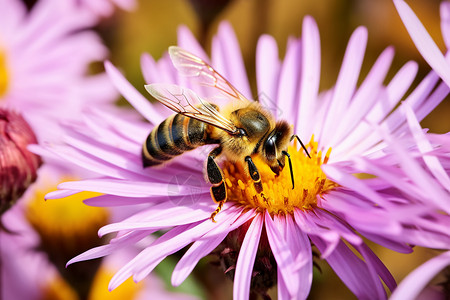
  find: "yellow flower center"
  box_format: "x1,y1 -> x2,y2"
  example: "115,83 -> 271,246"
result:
223,136 -> 337,215
26,182 -> 109,257
0,48 -> 8,97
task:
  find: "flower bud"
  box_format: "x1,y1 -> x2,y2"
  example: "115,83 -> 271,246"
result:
0,108 -> 42,215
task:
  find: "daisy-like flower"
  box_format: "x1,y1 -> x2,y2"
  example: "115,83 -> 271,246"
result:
34,17 -> 450,299
0,0 -> 117,143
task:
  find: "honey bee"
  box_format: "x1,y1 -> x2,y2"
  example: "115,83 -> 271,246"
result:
143,46 -> 310,221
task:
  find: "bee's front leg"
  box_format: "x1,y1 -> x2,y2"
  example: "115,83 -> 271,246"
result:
207,146 -> 226,222
245,156 -> 264,196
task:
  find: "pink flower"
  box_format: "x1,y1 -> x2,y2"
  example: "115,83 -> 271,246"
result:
0,0 -> 118,143
35,18 -> 450,299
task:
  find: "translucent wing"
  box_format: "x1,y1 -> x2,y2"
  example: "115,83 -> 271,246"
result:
145,83 -> 238,134
169,46 -> 248,102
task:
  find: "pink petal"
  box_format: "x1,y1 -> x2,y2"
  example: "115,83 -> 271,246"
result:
104,61 -> 165,125
265,212 -> 299,297
67,231 -> 150,265
276,37 -> 301,122
320,26 -> 368,145
330,46 -> 394,146
391,251 -> 450,300
297,16 -> 321,140
441,2 -> 450,49
311,237 -> 384,298
233,213 -> 263,300
256,34 -> 280,116
177,25 -> 209,61
213,22 -> 251,99
281,215 -> 313,299
108,224 -> 193,290
394,0 -> 450,87
356,243 -> 396,295
171,208 -> 254,286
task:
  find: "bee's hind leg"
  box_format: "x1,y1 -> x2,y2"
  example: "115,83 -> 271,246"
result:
245,156 -> 266,200
207,147 -> 226,222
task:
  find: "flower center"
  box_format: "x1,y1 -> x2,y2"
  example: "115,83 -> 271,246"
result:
26,183 -> 109,257
26,179 -> 109,299
0,48 -> 8,97
222,136 -> 337,215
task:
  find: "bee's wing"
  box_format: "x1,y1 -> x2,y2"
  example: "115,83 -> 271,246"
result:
169,46 -> 248,102
145,83 -> 238,134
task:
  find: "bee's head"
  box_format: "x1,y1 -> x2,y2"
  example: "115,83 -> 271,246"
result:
262,121 -> 292,175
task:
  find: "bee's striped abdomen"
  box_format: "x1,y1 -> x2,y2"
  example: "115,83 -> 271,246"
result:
142,114 -> 209,167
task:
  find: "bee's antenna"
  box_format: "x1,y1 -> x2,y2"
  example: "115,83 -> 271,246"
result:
291,135 -> 311,158
282,151 -> 295,189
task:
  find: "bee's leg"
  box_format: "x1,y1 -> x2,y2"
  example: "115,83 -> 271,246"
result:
207,146 -> 226,222
245,156 -> 264,195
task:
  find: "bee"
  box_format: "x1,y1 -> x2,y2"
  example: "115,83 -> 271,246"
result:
143,46 -> 310,221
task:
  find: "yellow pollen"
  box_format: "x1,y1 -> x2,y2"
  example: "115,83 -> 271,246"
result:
0,48 -> 8,97
223,136 -> 338,215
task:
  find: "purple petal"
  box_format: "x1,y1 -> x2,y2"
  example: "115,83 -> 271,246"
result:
297,16 -> 321,140
108,224 -> 193,290
330,46 -> 394,146
394,0 -> 450,87
177,25 -> 209,61
441,2 -> 450,49
97,202 -> 213,236
256,35 -> 280,115
171,208 -> 254,286
44,189 -> 81,200
390,251 -> 450,300
294,210 -> 340,258
311,237 -> 384,298
212,22 -> 251,99
233,213 -> 263,300
277,268 -> 291,300
131,207 -> 241,282
140,52 -> 157,84
319,26 -> 367,145
104,61 -> 165,125
359,243 -> 397,292
276,37 -> 301,122
265,212 -> 299,297
67,231 -> 150,265
281,215 -> 313,299
382,128 -> 450,213
58,179 -> 204,198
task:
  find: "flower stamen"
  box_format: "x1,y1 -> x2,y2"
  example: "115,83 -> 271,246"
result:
223,136 -> 337,215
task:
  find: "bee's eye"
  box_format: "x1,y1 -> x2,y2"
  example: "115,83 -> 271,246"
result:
237,128 -> 247,137
264,135 -> 276,159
